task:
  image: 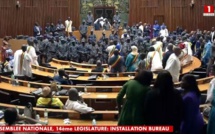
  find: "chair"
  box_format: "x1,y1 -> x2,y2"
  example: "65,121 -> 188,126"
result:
190,71 -> 207,78
0,90 -> 19,104
19,94 -> 36,107
36,105 -> 60,109
64,68 -> 77,71
200,93 -> 207,104
193,67 -> 206,72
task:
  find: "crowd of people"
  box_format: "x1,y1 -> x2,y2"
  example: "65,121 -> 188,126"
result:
117,70 -> 204,133
1,11 -> 215,134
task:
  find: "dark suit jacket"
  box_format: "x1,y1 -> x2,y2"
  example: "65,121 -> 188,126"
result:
162,51 -> 173,68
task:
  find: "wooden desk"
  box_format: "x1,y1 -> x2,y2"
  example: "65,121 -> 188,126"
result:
50,57 -> 201,74
32,68 -> 156,86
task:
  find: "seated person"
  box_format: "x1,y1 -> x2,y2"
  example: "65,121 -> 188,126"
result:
36,87 -> 64,109
65,88 -> 94,114
2,58 -> 12,72
4,108 -> 41,125
53,69 -> 73,85
91,60 -> 104,72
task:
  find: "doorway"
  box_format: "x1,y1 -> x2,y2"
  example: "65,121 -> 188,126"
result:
94,6 -> 115,24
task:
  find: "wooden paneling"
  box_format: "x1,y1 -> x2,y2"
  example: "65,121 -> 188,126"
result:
129,0 -> 215,31
0,0 -> 80,37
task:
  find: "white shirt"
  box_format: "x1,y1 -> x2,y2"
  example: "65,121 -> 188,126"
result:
181,42 -> 193,65
139,25 -> 143,32
22,52 -> 32,77
13,50 -> 23,76
65,20 -> 73,32
27,46 -> 38,66
153,41 -> 163,60
159,28 -> 169,37
121,34 -> 130,39
165,53 -> 181,82
206,78 -> 215,102
65,99 -> 94,114
211,32 -> 215,43
146,51 -> 163,71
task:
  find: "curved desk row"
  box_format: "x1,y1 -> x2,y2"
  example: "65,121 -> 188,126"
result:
0,76 -> 212,110
50,57 -> 201,75
0,103 -> 118,121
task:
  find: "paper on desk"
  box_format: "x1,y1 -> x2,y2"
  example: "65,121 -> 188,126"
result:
97,95 -> 107,98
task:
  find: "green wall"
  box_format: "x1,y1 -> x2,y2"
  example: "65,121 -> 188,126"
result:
80,0 -> 129,24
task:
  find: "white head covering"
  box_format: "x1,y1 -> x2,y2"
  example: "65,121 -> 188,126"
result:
131,46 -> 138,51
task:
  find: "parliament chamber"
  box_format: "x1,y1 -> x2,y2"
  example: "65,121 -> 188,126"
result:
0,0 -> 215,133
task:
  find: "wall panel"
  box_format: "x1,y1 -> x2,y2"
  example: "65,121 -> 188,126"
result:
0,0 -> 80,37
129,0 -> 215,31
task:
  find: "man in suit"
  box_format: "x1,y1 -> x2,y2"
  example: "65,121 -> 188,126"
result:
162,43 -> 173,68
91,60 -> 104,72
53,69 -> 72,85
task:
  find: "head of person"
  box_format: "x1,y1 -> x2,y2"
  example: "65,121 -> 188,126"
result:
4,108 -> 18,125
68,88 -> 80,101
134,70 -> 153,86
154,20 -> 158,24
148,47 -> 155,52
90,30 -> 94,35
27,37 -> 34,46
181,74 -> 201,97
35,22 -> 39,26
96,60 -> 102,68
173,47 -> 181,57
131,46 -> 138,52
68,17 -> 71,21
154,70 -> 174,93
82,20 -> 86,25
167,43 -> 174,51
58,69 -> 66,77
58,19 -> 62,24
21,45 -> 27,53
42,86 -> 52,98
212,27 -> 214,31
116,11 -> 118,15
139,53 -> 146,60
113,49 -> 119,56
88,11 -> 91,15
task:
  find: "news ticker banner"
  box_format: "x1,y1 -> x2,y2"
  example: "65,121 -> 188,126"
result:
0,126 -> 173,132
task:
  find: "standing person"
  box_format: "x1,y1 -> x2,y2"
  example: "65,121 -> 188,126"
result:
108,49 -> 124,73
26,37 -> 39,66
145,47 -> 163,72
86,11 -> 94,26
125,46 -> 139,72
1,37 -> 9,62
144,70 -> 183,133
202,36 -> 212,67
211,27 -> 215,43
65,17 -> 73,36
79,20 -> 88,40
56,19 -> 65,35
165,47 -> 181,82
206,65 -> 215,134
33,22 -> 42,37
113,11 -> 120,23
162,43 -> 173,68
153,20 -> 160,38
136,53 -> 146,72
180,74 -> 204,134
117,70 -> 153,125
13,45 -> 32,78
